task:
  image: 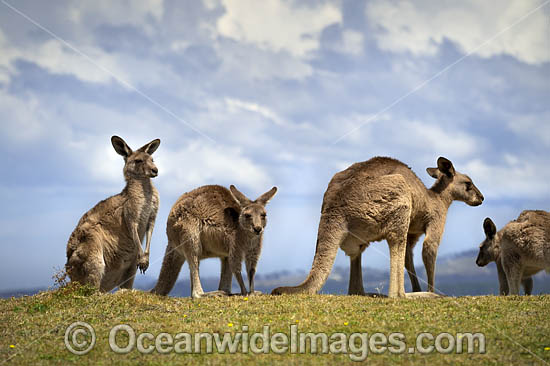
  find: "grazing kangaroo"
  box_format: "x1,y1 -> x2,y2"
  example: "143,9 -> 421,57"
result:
271,157 -> 483,298
65,136 -> 160,291
151,185 -> 277,298
476,211 -> 550,295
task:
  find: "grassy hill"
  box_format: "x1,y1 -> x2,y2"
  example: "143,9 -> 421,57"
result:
1,284 -> 550,365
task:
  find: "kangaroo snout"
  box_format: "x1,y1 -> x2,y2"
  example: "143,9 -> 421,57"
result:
150,167 -> 159,177
254,227 -> 263,235
478,193 -> 484,204
476,255 -> 486,267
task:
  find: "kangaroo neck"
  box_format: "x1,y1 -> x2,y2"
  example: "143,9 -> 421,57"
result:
427,186 -> 453,210
124,177 -> 154,199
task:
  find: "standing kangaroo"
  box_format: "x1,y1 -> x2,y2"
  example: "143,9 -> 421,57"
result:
151,185 -> 277,298
272,157 -> 483,298
65,136 -> 160,291
477,211 -> 550,295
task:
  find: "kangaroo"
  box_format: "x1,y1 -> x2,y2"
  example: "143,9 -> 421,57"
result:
65,136 -> 160,292
151,185 -> 277,298
476,211 -> 550,295
271,157 -> 483,298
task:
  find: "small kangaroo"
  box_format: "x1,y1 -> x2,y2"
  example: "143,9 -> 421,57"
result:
65,136 -> 160,291
272,157 -> 483,298
476,211 -> 550,295
151,184 -> 277,298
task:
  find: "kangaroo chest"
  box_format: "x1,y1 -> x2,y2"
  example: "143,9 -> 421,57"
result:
126,184 -> 158,239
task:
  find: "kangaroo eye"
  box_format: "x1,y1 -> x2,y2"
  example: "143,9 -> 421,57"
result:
261,214 -> 267,218
465,182 -> 472,190
244,214 -> 252,219
134,159 -> 143,164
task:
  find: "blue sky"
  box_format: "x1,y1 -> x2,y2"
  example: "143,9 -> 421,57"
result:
1,0 -> 549,290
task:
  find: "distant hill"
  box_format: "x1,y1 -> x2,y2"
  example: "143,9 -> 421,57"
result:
2,249 -> 549,298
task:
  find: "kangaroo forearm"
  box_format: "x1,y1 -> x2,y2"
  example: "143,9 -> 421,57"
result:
125,216 -> 144,255
144,213 -> 157,254
131,229 -> 144,255
144,228 -> 153,254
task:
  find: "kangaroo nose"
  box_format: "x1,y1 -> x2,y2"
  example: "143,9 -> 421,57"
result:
152,167 -> 158,175
254,227 -> 262,234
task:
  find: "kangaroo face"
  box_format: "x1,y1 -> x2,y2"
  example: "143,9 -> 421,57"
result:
476,217 -> 499,266
111,136 -> 160,180
125,151 -> 158,179
229,185 -> 278,236
239,203 -> 267,235
427,157 -> 484,206
449,173 -> 484,206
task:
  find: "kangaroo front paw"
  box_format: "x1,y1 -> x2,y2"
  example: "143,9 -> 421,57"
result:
137,253 -> 149,274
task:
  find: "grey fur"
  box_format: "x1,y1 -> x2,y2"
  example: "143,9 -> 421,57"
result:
271,156 -> 483,298
151,185 -> 277,298
65,136 -> 160,291
476,210 -> 550,295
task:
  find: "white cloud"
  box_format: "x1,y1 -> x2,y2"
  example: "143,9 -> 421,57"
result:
0,28 -> 129,85
465,156 -> 550,199
0,30 -> 16,84
507,112 -> 550,146
0,89 -> 46,142
329,29 -> 364,55
225,97 -> 285,126
27,40 -> 129,84
203,0 -> 220,10
366,0 -> 550,64
67,0 -> 164,33
338,116 -> 479,159
216,40 -> 313,80
158,142 -> 271,195
399,121 -> 479,158
341,30 -> 364,55
0,34 -> 180,89
217,0 -> 342,58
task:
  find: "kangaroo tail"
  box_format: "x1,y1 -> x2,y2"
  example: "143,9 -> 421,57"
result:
271,215 -> 346,295
150,242 -> 186,296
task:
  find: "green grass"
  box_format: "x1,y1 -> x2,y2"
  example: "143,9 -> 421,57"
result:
1,284 -> 550,365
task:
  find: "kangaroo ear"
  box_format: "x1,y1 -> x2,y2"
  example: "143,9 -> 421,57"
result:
256,187 -> 277,205
138,139 -> 161,155
229,185 -> 251,206
437,157 -> 455,177
224,207 -> 240,225
111,136 -> 132,157
483,217 -> 497,239
426,167 -> 441,179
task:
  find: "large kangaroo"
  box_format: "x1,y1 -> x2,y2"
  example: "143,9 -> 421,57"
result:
272,157 -> 483,298
477,211 -> 550,295
65,136 -> 160,291
151,185 -> 277,298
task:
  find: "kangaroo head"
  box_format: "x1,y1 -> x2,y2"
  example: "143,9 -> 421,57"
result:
426,157 -> 484,206
111,136 -> 160,180
476,217 -> 499,267
229,185 -> 277,236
